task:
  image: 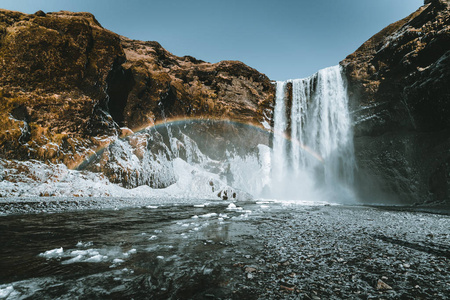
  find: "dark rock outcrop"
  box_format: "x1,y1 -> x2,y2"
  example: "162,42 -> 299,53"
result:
341,0 -> 450,205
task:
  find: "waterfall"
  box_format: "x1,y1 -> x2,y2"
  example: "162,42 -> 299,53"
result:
73,65 -> 355,202
269,65 -> 356,202
271,81 -> 288,190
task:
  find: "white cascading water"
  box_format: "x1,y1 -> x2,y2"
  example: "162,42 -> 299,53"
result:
271,81 -> 288,191
269,65 -> 356,202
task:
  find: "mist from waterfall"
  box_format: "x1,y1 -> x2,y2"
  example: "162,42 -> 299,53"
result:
268,65 -> 356,203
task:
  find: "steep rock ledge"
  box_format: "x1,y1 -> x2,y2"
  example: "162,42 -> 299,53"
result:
0,9 -> 274,184
341,0 -> 450,205
118,38 -> 274,130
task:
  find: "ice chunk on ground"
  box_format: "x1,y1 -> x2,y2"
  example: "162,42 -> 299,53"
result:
39,247 -> 63,258
199,213 -> 218,218
70,250 -> 88,256
76,241 -> 93,247
126,249 -> 137,255
0,286 -> 15,298
85,254 -> 107,263
226,203 -> 243,211
113,258 -> 124,264
62,255 -> 85,265
227,203 -> 236,209
39,244 -> 139,266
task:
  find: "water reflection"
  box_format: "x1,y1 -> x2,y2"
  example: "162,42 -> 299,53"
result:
0,203 -> 261,299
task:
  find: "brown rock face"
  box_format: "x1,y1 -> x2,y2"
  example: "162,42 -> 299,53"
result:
0,9 -> 274,173
117,38 -> 274,130
341,0 -> 450,205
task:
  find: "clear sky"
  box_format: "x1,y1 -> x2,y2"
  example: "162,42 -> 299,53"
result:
1,0 -> 423,80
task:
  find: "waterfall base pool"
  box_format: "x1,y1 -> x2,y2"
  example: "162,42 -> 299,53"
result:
0,200 -> 449,299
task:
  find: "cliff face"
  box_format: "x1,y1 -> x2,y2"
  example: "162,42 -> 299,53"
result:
1,3 -> 449,204
118,38 -> 273,130
0,9 -> 274,171
0,10 -> 123,168
341,0 -> 450,205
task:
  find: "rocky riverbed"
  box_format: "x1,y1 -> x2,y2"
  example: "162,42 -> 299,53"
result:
0,199 -> 448,299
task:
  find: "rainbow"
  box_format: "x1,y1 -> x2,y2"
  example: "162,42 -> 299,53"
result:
73,116 -> 324,170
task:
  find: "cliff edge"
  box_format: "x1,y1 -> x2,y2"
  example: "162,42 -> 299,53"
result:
0,9 -> 274,170
341,0 -> 450,205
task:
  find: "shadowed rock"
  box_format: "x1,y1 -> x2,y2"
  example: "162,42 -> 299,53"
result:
341,0 -> 450,205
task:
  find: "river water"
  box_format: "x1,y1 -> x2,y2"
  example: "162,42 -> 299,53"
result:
0,200 -> 449,299
0,200 -> 267,299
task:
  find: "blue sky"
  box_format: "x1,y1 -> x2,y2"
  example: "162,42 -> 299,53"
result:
1,0 -> 423,80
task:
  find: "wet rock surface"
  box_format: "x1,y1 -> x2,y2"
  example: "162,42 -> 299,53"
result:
0,202 -> 448,299
341,0 -> 450,205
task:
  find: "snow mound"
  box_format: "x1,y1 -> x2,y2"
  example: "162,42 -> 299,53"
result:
0,158 -> 252,201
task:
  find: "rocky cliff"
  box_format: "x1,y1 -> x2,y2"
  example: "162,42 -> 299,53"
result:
0,9 -> 274,171
1,2 -> 449,205
341,0 -> 450,205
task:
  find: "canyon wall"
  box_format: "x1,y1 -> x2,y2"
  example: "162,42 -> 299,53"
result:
0,9 -> 274,169
1,2 -> 449,205
341,0 -> 450,205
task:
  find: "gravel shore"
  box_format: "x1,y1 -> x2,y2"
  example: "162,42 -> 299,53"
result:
240,204 -> 450,299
